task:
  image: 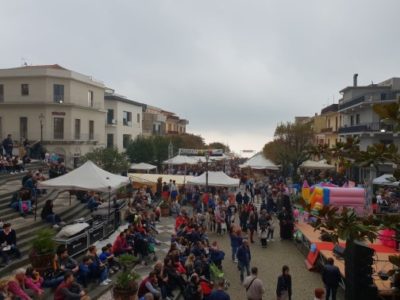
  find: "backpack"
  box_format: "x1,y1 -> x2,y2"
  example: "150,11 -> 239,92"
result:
183,284 -> 197,300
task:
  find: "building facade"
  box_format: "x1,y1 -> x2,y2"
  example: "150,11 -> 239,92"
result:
315,104 -> 339,147
104,91 -> 143,151
338,76 -> 400,150
142,105 -> 167,136
163,110 -> 188,135
0,64 -> 106,167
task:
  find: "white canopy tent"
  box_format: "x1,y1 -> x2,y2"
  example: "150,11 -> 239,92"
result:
239,152 -> 279,170
163,155 -> 199,165
38,160 -> 130,192
187,171 -> 240,187
373,174 -> 400,186
300,159 -> 335,170
129,162 -> 157,172
128,173 -> 194,185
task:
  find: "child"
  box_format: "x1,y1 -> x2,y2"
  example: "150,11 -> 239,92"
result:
267,214 -> 275,241
259,226 -> 268,248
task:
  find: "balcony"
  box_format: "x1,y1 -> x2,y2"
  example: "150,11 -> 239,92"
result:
320,127 -> 333,133
339,92 -> 399,111
43,133 -> 100,145
338,122 -> 393,134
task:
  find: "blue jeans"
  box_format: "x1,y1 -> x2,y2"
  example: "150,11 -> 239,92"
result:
43,276 -> 64,288
238,261 -> 250,282
231,246 -> 238,261
46,214 -> 61,225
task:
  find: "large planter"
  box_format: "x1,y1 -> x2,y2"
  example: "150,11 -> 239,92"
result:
29,252 -> 54,274
113,282 -> 139,300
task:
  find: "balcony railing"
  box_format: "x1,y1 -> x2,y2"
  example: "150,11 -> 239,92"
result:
339,93 -> 399,111
338,122 -> 393,134
320,127 -> 333,133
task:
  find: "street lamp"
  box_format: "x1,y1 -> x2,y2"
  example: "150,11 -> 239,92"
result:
205,151 -> 210,192
39,113 -> 45,143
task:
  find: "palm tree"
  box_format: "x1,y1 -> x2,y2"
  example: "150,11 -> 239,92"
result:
356,143 -> 398,172
329,137 -> 360,174
373,101 -> 400,132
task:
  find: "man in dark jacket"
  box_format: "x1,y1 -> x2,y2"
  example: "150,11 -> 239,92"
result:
236,239 -> 251,282
0,223 -> 21,265
2,134 -> 13,157
322,258 -> 341,300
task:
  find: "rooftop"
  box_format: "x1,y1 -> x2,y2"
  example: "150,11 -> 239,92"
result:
0,64 -> 105,87
104,91 -> 144,108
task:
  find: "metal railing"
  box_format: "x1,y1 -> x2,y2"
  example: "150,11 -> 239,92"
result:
338,122 -> 393,134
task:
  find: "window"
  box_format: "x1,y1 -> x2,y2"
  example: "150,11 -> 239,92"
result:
0,84 -> 3,102
350,115 -> 354,126
53,84 -> 64,103
123,134 -> 131,148
107,109 -> 114,124
88,90 -> 94,107
137,113 -> 140,123
74,119 -> 81,140
168,124 -> 172,131
381,93 -> 387,100
107,134 -> 114,148
123,111 -> 132,126
21,84 -> 29,96
20,117 -> 28,139
89,120 -> 94,140
335,116 -> 338,131
53,117 -> 64,139
356,114 -> 360,125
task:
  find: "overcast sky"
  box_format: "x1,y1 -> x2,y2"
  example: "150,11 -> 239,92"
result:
1,0 -> 400,153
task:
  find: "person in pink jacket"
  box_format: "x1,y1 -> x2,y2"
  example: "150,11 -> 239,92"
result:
7,268 -> 43,300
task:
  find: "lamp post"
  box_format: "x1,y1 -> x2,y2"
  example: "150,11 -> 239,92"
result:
39,113 -> 45,143
205,151 -> 210,193
168,141 -> 173,174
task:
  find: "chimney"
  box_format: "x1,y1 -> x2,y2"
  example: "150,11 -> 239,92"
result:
353,73 -> 358,87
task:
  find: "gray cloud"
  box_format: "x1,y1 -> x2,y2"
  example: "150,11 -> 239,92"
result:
1,0 -> 400,152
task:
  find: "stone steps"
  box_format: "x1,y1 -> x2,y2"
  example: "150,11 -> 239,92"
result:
0,199 -> 93,277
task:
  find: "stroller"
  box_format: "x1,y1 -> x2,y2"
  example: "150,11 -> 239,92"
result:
209,262 -> 230,290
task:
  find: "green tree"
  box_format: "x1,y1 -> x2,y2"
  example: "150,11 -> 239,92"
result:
356,143 -> 398,172
125,135 -> 154,163
263,122 -> 314,177
152,135 -> 170,166
373,101 -> 400,132
207,142 -> 230,153
82,147 -> 129,174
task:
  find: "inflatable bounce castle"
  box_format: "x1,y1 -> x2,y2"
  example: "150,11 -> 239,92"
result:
302,180 -> 366,214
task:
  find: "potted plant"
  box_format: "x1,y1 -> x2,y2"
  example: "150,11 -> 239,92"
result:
117,186 -> 128,199
29,228 -> 56,274
159,200 -> 170,217
113,254 -> 140,300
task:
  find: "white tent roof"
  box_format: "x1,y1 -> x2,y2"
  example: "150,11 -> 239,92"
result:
239,152 -> 279,170
187,171 -> 240,187
128,173 -> 194,185
373,174 -> 399,186
129,162 -> 157,170
300,159 -> 335,170
38,160 -> 130,192
163,155 -> 199,165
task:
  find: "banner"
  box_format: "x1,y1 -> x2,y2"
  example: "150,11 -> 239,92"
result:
179,148 -> 224,156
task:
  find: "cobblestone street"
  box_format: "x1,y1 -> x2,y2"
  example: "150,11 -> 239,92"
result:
207,218 -> 345,300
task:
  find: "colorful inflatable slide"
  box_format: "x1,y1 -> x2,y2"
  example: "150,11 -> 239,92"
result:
302,181 -> 365,214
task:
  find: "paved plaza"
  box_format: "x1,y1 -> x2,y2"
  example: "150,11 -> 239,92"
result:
99,211 -> 344,300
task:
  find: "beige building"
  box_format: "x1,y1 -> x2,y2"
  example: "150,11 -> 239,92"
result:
0,64 -> 106,167
104,91 -> 143,151
142,105 -> 167,136
317,104 -> 339,147
163,110 -> 188,134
